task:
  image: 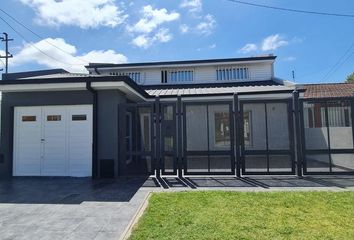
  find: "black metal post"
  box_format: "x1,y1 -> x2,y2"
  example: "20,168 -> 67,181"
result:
155,97 -> 161,178
234,93 -> 241,177
293,90 -> 303,177
177,96 -> 183,178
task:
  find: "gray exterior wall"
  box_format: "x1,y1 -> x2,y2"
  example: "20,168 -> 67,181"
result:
97,90 -> 126,178
0,91 -> 93,178
0,90 -> 127,179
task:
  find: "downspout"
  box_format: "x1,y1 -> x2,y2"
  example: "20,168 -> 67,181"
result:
86,80 -> 98,179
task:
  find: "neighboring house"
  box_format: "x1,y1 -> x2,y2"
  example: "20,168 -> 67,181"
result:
0,55 -> 353,179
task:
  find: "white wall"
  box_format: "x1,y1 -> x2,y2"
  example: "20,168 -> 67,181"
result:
97,62 -> 274,86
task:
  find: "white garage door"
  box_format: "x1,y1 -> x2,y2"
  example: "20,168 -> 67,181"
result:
13,105 -> 93,177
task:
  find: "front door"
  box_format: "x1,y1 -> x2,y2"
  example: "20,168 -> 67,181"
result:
119,103 -> 154,176
160,103 -> 177,175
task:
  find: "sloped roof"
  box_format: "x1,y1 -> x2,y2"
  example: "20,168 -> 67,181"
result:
303,83 -> 354,98
145,85 -> 294,97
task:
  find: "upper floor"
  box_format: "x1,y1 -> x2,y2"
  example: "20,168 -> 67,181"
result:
85,55 -> 276,86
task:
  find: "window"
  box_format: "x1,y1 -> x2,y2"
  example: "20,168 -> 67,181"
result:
72,115 -> 87,121
214,112 -> 230,147
216,67 -> 249,81
161,69 -> 194,83
304,102 -> 352,128
22,116 -> 36,122
243,111 -> 252,147
47,115 -> 61,121
110,72 -> 142,84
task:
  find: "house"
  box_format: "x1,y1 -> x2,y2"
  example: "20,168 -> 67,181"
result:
0,55 -> 353,179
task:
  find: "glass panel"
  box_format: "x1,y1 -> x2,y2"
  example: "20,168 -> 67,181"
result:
243,111 -> 252,147
210,155 -> 231,173
267,103 -> 290,150
163,105 -> 174,120
331,154 -> 354,172
164,156 -> 175,173
208,104 -> 230,150
138,156 -> 152,173
164,136 -> 174,151
244,155 -> 267,172
47,115 -> 61,121
327,101 -> 353,149
269,155 -> 292,172
243,104 -> 266,150
186,155 -> 208,172
186,105 -> 208,151
126,154 -> 132,165
138,108 -> 151,151
305,154 -> 330,172
303,102 -> 329,149
22,116 -> 36,122
72,114 -> 87,121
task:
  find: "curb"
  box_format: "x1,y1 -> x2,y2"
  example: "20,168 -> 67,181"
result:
120,191 -> 152,240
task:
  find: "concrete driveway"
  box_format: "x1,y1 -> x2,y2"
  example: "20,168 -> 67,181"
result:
0,177 -> 154,240
1,175 -> 354,240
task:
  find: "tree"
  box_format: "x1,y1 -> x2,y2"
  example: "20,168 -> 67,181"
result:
346,72 -> 354,83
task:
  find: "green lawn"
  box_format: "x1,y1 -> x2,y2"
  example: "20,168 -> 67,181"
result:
130,191 -> 354,240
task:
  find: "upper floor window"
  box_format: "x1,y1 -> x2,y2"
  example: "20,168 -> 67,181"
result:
110,72 -> 142,84
161,69 -> 194,84
216,67 -> 249,81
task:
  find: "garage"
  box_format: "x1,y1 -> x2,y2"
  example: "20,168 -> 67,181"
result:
13,105 -> 93,177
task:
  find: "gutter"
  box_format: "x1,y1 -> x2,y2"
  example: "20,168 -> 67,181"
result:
86,80 -> 98,178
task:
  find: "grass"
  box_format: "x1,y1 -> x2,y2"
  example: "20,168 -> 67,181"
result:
130,191 -> 354,240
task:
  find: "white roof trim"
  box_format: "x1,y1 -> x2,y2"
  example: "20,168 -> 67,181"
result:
91,81 -> 147,101
0,81 -> 147,102
0,82 -> 86,92
88,59 -> 275,71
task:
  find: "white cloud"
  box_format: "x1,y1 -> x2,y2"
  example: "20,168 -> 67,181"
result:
196,14 -> 216,35
239,43 -> 258,53
179,24 -> 189,34
132,35 -> 150,49
261,34 -> 288,51
132,28 -> 173,49
154,28 -> 173,43
180,0 -> 202,13
128,5 -> 178,48
0,50 -> 6,71
10,38 -> 127,72
19,0 -> 127,28
283,56 -> 296,61
128,5 -> 179,33
208,43 -> 216,49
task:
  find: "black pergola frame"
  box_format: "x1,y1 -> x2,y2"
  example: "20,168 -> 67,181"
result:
239,99 -> 296,175
300,97 -> 354,175
182,100 -> 236,175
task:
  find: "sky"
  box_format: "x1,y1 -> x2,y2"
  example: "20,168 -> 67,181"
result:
0,0 -> 353,83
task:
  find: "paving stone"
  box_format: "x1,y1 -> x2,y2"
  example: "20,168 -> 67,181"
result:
0,176 -> 352,240
94,231 -> 120,240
